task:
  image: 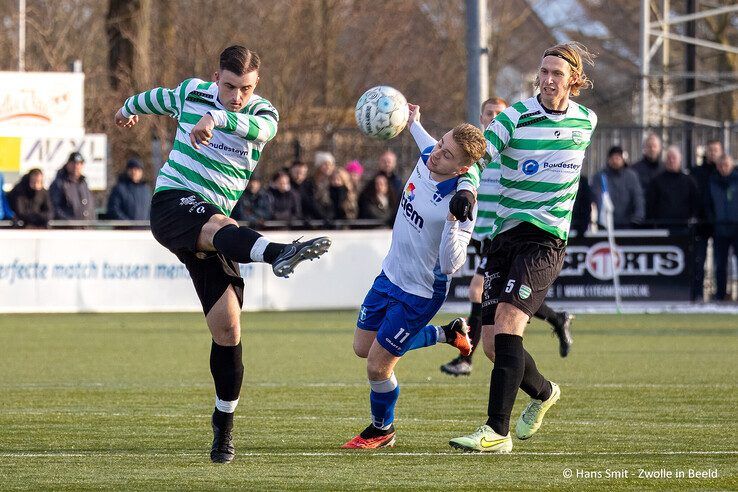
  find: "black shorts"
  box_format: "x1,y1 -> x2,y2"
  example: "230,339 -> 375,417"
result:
481,222 -> 565,324
150,189 -> 244,315
474,237 -> 493,276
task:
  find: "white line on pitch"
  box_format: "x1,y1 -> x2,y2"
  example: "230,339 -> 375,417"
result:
1,450 -> 737,458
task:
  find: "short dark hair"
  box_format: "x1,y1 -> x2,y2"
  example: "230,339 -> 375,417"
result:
219,45 -> 260,75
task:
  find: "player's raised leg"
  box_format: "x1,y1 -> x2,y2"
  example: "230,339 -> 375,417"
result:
199,214 -> 331,278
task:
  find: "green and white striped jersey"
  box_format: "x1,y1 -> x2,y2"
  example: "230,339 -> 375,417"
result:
119,78 -> 279,215
472,157 -> 501,241
480,95 -> 597,241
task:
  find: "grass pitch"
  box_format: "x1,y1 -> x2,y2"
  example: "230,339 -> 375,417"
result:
0,311 -> 736,491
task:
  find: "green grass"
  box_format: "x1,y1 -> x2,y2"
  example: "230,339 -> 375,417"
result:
0,312 -> 736,491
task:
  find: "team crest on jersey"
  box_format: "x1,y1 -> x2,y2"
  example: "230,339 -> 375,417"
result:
572,131 -> 583,145
432,191 -> 443,203
519,284 -> 532,300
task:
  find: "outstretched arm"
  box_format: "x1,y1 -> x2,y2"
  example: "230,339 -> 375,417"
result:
407,103 -> 437,150
438,214 -> 474,275
115,78 -> 195,128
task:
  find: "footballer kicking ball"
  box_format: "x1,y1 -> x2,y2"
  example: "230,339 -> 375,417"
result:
355,86 -> 409,140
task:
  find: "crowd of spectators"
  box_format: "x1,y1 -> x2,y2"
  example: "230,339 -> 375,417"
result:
0,136 -> 736,300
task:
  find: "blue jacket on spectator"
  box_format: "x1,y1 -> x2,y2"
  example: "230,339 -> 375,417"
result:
0,173 -> 14,220
107,172 -> 152,220
706,168 -> 738,238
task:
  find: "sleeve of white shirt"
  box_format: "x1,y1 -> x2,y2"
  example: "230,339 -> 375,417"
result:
409,121 -> 437,151
439,218 -> 474,275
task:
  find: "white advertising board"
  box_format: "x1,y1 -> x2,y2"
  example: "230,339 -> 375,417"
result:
0,230 -> 391,313
0,72 -> 85,133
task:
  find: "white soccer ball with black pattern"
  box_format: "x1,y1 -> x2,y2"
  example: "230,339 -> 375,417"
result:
355,86 -> 409,140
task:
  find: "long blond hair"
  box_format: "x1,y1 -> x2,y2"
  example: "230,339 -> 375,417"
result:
535,42 -> 595,97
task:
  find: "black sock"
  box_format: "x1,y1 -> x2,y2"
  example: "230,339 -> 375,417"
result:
533,302 -> 557,323
519,349 -> 552,401
212,224 -> 262,263
212,224 -> 287,264
360,423 -> 394,439
464,302 -> 483,362
212,408 -> 234,430
263,243 -> 285,264
486,334 -> 525,436
210,340 -> 244,404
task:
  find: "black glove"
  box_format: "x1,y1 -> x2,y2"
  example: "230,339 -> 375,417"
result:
449,189 -> 475,221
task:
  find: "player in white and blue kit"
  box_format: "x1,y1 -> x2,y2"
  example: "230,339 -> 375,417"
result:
342,105 -> 488,449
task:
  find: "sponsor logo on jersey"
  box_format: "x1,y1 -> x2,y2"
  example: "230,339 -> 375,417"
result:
403,183 -> 416,202
521,159 -> 540,175
521,159 -> 580,176
400,183 -> 424,230
209,141 -> 249,158
190,90 -> 214,99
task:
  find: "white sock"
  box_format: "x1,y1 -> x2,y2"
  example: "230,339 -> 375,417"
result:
435,325 -> 446,343
249,236 -> 271,263
215,396 -> 239,413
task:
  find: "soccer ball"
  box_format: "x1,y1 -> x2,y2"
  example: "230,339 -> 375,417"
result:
355,86 -> 409,140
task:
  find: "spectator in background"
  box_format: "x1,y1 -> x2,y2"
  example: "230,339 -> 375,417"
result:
705,154 -> 738,301
592,146 -> 645,229
0,173 -> 13,221
107,158 -> 152,220
289,160 -> 309,196
570,176 -> 594,237
359,173 -> 396,227
231,176 -> 272,225
631,133 -> 663,194
692,139 -> 724,300
302,151 -> 336,223
268,170 -> 301,223
646,145 -> 699,231
345,160 -> 364,191
7,168 -> 53,228
329,167 -> 358,221
376,150 -> 403,196
49,152 -> 95,221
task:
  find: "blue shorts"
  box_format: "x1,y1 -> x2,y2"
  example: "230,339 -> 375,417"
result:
357,272 -> 446,357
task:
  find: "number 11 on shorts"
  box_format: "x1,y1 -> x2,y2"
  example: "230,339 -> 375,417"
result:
394,328 -> 410,343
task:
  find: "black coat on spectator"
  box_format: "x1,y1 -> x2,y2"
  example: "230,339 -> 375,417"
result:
49,167 -> 95,220
268,187 -> 302,222
690,157 -> 719,237
570,176 -> 594,237
106,173 -> 152,220
358,187 -> 396,227
8,174 -> 54,228
302,178 -> 334,222
231,188 -> 273,224
631,156 -> 662,195
592,166 -> 645,228
705,169 -> 738,238
646,170 -> 699,229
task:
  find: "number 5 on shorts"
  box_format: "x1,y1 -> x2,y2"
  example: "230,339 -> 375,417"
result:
505,279 -> 515,293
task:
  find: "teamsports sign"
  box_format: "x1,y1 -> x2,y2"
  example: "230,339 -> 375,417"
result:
448,230 -> 692,303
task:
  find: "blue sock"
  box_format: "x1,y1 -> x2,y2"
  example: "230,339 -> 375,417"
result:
369,373 -> 400,429
404,325 -> 440,351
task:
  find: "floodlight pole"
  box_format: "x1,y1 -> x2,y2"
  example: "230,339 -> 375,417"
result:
639,0 -> 650,128
18,0 -> 25,72
466,0 -> 488,126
